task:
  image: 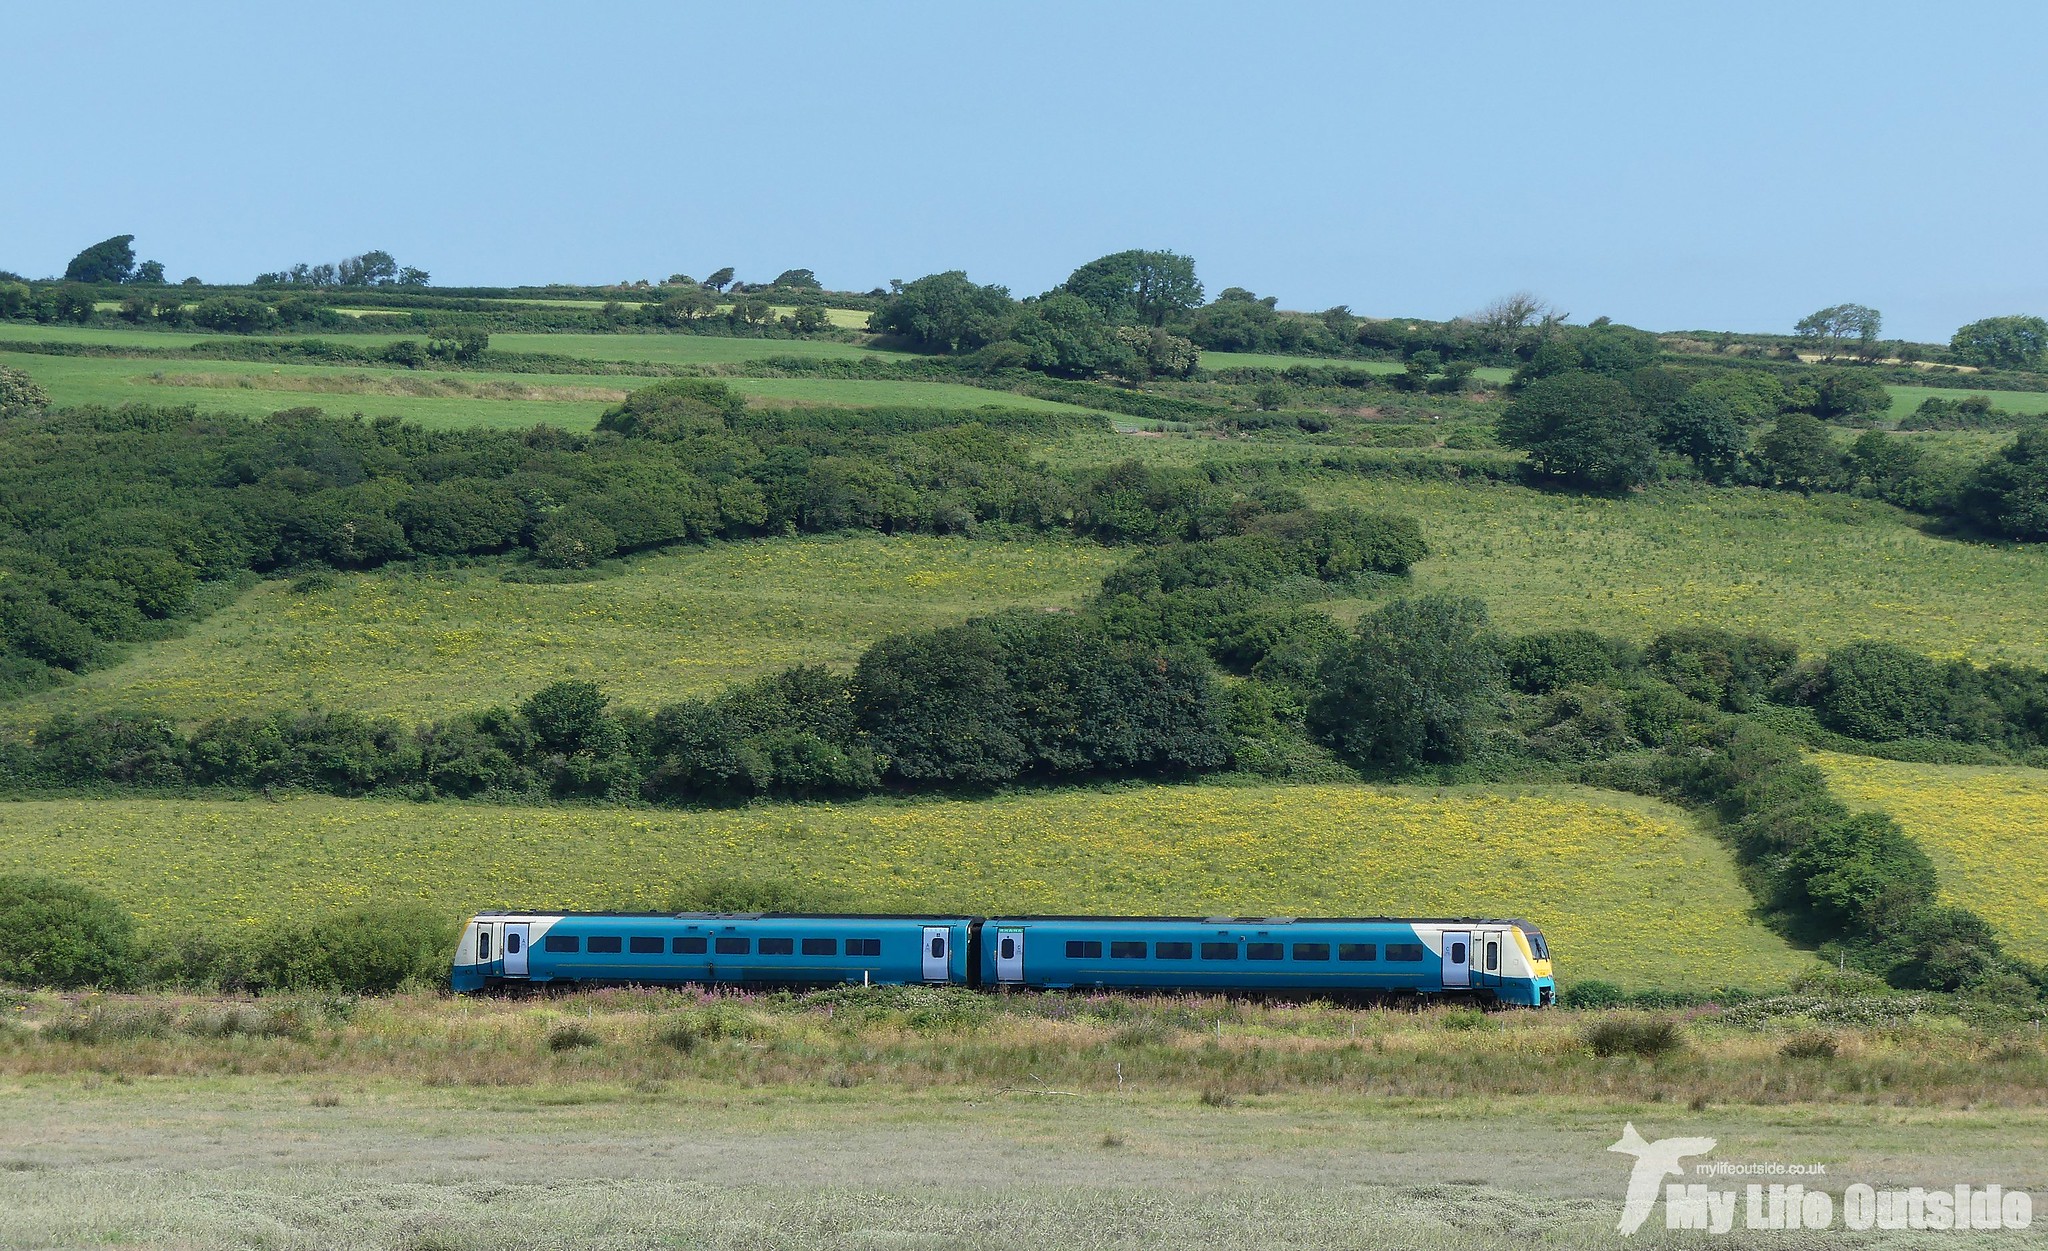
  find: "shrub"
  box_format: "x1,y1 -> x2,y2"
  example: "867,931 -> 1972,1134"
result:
547,1023 -> 600,1051
0,365 -> 48,420
1812,641 -> 1946,742
1560,979 -> 1627,1010
1779,1032 -> 1839,1059
246,904 -> 456,993
1583,1014 -> 1685,1058
0,875 -> 139,988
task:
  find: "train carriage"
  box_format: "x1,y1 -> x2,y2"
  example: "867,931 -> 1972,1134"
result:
980,916 -> 1553,1006
451,912 -> 973,993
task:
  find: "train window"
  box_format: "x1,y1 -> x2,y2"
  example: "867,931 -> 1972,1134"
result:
1155,942 -> 1193,960
587,936 -> 623,954
929,935 -> 946,958
802,938 -> 837,956
714,937 -> 749,955
1200,942 -> 1238,960
1450,942 -> 1467,964
997,937 -> 1015,960
1246,942 -> 1283,961
629,936 -> 664,955
477,930 -> 491,961
847,938 -> 881,958
1066,940 -> 1103,959
1524,929 -> 1549,960
544,935 -> 579,953
1292,943 -> 1330,961
1486,941 -> 1499,971
506,932 -> 523,955
674,936 -> 707,954
1338,943 -> 1375,962
759,938 -> 794,956
1386,943 -> 1426,962
1110,941 -> 1147,959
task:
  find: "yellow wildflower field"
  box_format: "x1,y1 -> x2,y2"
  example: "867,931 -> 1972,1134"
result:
5,534 -> 1119,726
0,782 -> 1812,990
1815,752 -> 2048,962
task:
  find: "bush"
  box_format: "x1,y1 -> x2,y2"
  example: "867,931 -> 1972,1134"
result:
1559,979 -> 1627,1010
1307,596 -> 1503,769
1812,640 -> 1946,741
548,1023 -> 600,1051
1779,1032 -> 1840,1059
246,904 -> 457,993
0,364 -> 49,420
0,875 -> 139,988
1582,1014 -> 1686,1058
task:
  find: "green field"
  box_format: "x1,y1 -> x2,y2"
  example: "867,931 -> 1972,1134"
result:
0,350 -> 642,428
1885,383 -> 2048,421
0,350 -> 1091,429
0,782 -> 1809,989
1199,350 -> 1514,383
488,330 -> 901,364
1819,752 -> 2048,963
1298,477 -> 2048,663
2,534 -> 1120,726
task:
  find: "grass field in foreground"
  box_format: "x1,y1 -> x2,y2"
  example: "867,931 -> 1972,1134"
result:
8,1082 -> 2038,1251
1816,752 -> 2048,963
1298,477 -> 2048,664
0,784 -> 1811,989
1,535 -> 1120,726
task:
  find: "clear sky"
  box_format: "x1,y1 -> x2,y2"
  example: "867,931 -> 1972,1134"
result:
7,2 -> 2043,342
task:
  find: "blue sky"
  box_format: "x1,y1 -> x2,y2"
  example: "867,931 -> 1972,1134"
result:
7,2 -> 2043,342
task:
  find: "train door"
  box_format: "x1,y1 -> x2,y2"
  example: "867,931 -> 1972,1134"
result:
503,922 -> 530,978
1441,929 -> 1471,989
994,927 -> 1024,984
1473,929 -> 1502,990
475,921 -> 495,970
921,926 -> 950,982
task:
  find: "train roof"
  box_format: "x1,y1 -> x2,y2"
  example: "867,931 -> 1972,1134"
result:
471,910 -> 1541,929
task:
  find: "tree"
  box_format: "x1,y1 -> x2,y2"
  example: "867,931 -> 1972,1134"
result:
51,285 -> 97,324
189,296 -> 281,334
1959,429 -> 2048,540
0,281 -> 27,318
337,250 -> 399,287
0,365 -> 50,419
1496,372 -> 1656,490
1794,303 -> 1882,362
1467,291 -> 1563,356
851,624 -> 1026,783
702,267 -> 736,292
396,266 -> 431,287
1949,315 -> 2048,371
867,271 -> 1015,353
1006,292 -> 1132,378
771,268 -> 821,289
132,259 -> 166,285
63,234 -> 137,284
1059,249 -> 1203,327
1750,412 -> 1843,492
1307,596 -> 1502,770
0,874 -> 138,988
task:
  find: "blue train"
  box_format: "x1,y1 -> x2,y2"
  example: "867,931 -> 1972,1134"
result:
452,912 -> 1555,1006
